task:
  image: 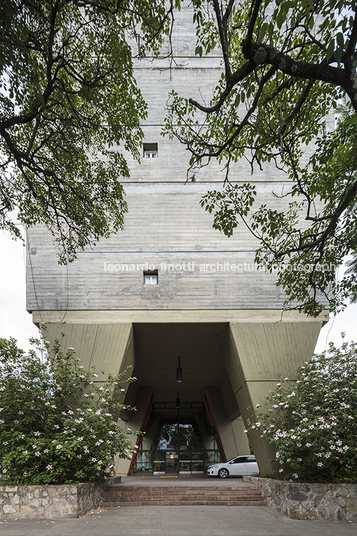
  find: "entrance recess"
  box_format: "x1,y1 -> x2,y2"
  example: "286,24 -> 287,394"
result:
133,402 -> 223,474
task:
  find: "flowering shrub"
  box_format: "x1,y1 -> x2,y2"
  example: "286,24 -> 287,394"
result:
248,339 -> 357,482
0,334 -> 137,484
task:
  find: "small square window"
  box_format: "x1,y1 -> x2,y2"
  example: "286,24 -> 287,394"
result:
143,143 -> 158,158
144,270 -> 158,284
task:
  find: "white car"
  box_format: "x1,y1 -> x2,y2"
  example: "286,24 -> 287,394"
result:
207,455 -> 259,478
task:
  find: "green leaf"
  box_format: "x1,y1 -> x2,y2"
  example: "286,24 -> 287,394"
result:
336,32 -> 344,47
195,45 -> 203,57
326,39 -> 335,61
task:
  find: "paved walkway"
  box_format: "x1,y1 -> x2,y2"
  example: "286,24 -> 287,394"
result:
1,505 -> 356,536
0,477 -> 356,536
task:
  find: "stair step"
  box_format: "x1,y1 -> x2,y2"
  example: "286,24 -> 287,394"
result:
100,483 -> 265,507
100,500 -> 266,507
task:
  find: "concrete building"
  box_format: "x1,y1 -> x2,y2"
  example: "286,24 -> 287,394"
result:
26,2 -> 328,476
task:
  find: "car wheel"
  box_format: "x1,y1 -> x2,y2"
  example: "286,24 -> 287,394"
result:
218,468 -> 229,479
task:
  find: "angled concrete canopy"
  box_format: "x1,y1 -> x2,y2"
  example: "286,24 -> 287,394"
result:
38,311 -> 324,475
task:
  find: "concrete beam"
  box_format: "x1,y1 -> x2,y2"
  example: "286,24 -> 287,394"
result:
32,309 -> 329,325
223,320 -> 322,475
116,386 -> 153,476
43,323 -> 134,379
204,386 -> 249,461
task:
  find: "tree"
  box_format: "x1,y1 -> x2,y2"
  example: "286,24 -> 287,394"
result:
0,0 -> 178,263
165,0 -> 357,316
0,334 -> 137,485
249,339 -> 357,483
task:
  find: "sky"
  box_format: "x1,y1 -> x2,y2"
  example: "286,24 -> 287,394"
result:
1,229 -> 357,354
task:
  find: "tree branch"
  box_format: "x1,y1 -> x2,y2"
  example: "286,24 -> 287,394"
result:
242,39 -> 348,89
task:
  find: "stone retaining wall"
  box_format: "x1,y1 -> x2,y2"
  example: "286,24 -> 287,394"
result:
243,476 -> 357,521
0,476 -> 121,519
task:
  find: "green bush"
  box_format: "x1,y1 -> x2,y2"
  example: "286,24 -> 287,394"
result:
248,339 -> 357,482
0,334 -> 137,484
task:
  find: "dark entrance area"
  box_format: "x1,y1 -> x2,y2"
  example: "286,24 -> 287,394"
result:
133,402 -> 223,474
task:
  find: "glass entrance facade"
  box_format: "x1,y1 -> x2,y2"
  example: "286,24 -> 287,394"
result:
133,402 -> 223,474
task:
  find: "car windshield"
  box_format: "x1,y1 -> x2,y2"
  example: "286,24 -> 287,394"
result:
228,456 -> 256,463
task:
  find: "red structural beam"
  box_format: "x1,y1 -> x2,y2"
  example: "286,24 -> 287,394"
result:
129,392 -> 154,474
204,393 -> 225,462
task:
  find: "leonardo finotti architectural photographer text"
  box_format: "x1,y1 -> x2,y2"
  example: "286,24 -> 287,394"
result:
103,261 -> 337,273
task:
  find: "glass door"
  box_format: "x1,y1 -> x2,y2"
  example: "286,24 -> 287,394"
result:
132,403 -> 223,474
165,451 -> 179,473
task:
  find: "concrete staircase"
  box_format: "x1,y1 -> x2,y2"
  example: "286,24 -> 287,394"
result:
100,482 -> 266,507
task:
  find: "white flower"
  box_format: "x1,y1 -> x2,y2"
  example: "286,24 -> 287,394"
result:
46,465 -> 52,470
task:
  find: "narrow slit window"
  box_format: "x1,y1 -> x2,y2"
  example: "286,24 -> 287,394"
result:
144,270 -> 158,285
143,143 -> 158,158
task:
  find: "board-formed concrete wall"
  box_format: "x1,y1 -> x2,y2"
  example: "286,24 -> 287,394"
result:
26,1 -> 310,314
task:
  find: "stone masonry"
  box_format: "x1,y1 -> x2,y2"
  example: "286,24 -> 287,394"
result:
0,477 -> 121,519
244,476 -> 357,521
